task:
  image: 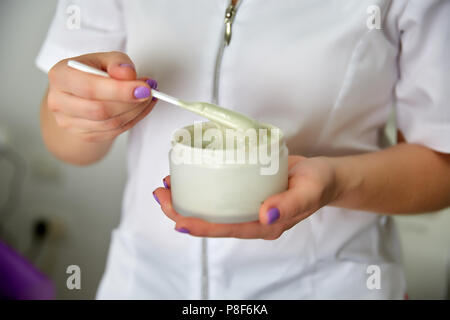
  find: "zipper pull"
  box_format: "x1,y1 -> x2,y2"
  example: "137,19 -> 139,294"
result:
224,4 -> 236,46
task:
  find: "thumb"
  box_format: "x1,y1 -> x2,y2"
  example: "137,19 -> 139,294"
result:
259,187 -> 309,225
95,51 -> 137,81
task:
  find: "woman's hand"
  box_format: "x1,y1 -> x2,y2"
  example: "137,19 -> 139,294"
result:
153,155 -> 343,239
46,51 -> 158,143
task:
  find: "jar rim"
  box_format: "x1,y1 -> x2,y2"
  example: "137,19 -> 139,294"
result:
169,121 -> 287,169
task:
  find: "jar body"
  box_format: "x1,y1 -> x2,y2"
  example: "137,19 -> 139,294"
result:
169,125 -> 289,223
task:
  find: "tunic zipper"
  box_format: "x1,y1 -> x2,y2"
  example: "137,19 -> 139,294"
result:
201,0 -> 241,300
224,3 -> 237,46
212,1 -> 241,105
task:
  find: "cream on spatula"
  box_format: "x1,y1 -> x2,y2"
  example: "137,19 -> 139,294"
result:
67,60 -> 260,131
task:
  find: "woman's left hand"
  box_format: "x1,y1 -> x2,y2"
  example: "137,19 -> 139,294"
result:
153,155 -> 342,240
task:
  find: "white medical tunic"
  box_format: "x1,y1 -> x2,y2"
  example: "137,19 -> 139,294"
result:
36,0 -> 450,299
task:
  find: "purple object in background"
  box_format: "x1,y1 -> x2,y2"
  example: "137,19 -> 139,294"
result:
0,240 -> 55,299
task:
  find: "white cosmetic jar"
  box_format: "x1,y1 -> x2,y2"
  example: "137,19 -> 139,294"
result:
169,121 -> 289,223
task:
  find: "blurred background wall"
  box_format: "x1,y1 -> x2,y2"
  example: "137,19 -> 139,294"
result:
0,0 -> 126,299
0,0 -> 448,299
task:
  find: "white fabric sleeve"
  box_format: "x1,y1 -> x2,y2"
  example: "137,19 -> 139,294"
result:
395,0 -> 450,153
36,0 -> 126,73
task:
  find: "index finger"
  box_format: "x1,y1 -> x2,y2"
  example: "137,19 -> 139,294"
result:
49,60 -> 152,102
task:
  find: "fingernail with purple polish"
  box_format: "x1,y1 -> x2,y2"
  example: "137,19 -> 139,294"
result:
119,63 -> 135,69
163,178 -> 170,190
134,86 -> 151,99
146,79 -> 158,102
146,78 -> 158,90
175,227 -> 190,234
266,208 -> 280,224
153,191 -> 160,205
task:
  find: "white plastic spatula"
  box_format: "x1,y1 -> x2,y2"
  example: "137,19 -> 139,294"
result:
67,60 -> 259,130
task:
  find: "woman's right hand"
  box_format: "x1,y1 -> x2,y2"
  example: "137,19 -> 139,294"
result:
47,51 -> 157,142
